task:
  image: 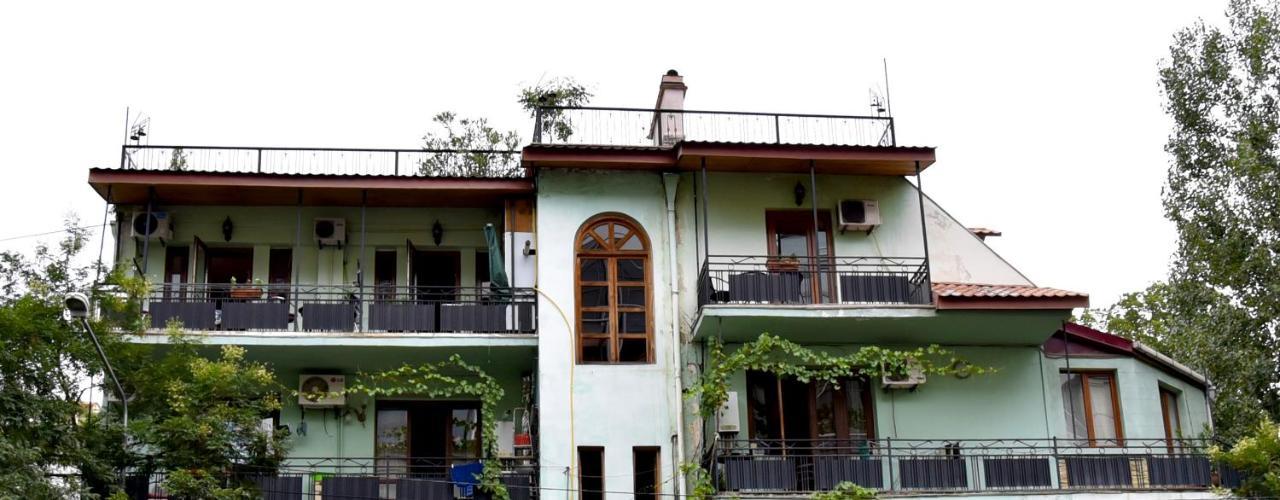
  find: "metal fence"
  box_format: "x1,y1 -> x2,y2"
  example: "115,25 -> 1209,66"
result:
698,255 -> 930,306
121,456 -> 538,500
712,438 -> 1238,495
532,106 -> 896,147
118,146 -> 526,178
147,283 -> 537,334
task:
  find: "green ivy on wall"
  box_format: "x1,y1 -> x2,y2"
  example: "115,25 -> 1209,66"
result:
682,332 -> 992,499
344,355 -> 510,500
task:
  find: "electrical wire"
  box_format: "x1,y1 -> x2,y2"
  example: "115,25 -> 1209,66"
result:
0,224 -> 99,243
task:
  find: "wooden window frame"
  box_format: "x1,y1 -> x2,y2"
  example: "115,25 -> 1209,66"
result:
574,214 -> 653,364
1062,370 -> 1124,447
632,446 -> 661,500
1160,387 -> 1182,452
744,371 -> 876,444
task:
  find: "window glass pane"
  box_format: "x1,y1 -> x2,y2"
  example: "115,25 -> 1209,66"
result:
1060,373 -> 1088,441
1089,375 -> 1118,443
620,311 -> 646,333
580,234 -> 603,250
580,259 -> 607,281
776,232 -> 808,258
612,224 -> 631,243
618,259 -> 645,282
593,224 -> 610,246
581,286 -> 609,307
581,338 -> 610,362
451,408 -> 480,459
1167,392 -> 1181,438
845,378 -> 870,440
376,409 -> 409,476
581,311 -> 608,333
618,286 -> 645,307
619,233 -> 644,250
619,338 -> 647,362
814,381 -> 838,445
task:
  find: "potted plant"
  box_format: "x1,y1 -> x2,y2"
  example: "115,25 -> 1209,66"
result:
766,254 -> 802,273
229,277 -> 264,300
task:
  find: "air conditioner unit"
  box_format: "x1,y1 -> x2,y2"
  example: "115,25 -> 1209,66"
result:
837,200 -> 881,234
131,211 -> 174,241
313,218 -> 346,248
717,391 -> 741,433
882,361 -> 926,390
298,374 -> 345,407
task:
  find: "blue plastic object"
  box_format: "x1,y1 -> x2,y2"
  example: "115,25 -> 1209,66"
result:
450,461 -> 484,497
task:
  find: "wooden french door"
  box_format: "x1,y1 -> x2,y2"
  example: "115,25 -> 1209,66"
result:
765,210 -> 835,303
745,371 -> 875,451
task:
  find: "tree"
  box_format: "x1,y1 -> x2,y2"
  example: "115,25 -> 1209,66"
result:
1090,0 -> 1280,442
1212,418 -> 1280,496
418,77 -> 591,176
0,218 -> 122,498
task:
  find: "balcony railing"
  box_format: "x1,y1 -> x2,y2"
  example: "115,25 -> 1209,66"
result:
698,255 -> 930,306
147,283 -> 537,334
532,106 -> 896,147
122,456 -> 538,500
712,438 -> 1238,495
118,145 -> 525,178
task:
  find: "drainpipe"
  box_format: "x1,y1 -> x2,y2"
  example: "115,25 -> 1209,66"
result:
662,173 -> 686,498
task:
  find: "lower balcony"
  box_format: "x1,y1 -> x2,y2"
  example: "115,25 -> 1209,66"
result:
698,255 -> 930,307
712,438 -> 1237,496
146,284 -> 537,335
124,456 -> 538,500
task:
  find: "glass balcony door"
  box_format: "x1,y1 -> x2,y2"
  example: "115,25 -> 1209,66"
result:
765,210 -> 835,303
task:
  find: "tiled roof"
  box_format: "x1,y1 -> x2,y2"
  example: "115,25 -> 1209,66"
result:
932,282 -> 1088,299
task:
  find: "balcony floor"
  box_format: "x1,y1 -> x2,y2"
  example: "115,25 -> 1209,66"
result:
128,329 -> 537,348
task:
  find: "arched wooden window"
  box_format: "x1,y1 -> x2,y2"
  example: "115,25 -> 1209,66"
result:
576,215 -> 652,363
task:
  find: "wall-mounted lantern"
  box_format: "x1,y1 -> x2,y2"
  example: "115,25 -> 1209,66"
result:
432,220 -> 444,246
793,182 -> 807,207
221,216 -> 234,242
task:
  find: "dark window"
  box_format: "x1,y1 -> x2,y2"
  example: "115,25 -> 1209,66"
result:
578,446 -> 604,500
268,248 -> 292,298
575,216 -> 651,363
633,447 -> 659,500
374,250 -> 397,301
476,251 -> 491,287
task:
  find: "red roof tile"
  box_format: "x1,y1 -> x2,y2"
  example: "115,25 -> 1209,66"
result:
932,282 -> 1088,299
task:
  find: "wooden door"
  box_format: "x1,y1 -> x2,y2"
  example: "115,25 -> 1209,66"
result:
765,210 -> 835,303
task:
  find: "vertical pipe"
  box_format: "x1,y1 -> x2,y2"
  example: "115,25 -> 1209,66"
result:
662,173 -> 685,499
293,189 -> 302,330
914,161 -> 933,303
95,185 -> 113,284
809,160 -> 821,302
140,187 -> 154,277
700,158 -> 710,260
359,190 -> 367,332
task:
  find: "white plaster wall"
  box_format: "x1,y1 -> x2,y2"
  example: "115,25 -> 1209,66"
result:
535,169 -> 678,500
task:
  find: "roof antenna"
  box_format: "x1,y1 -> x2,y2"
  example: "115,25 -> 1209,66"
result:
882,58 -> 893,118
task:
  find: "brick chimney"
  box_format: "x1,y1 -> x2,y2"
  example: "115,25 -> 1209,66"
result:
652,69 -> 687,146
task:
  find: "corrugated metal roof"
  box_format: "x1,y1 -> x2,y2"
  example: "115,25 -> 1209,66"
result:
932,282 -> 1088,299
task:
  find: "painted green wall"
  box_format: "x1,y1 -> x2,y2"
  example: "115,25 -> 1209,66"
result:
1042,355 -> 1211,440
118,204 -> 500,288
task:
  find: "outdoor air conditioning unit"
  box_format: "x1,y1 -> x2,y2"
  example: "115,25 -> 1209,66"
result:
131,211 -> 174,241
837,199 -> 881,234
881,361 -> 926,390
298,374 -> 345,407
313,218 -> 346,248
717,391 -> 741,433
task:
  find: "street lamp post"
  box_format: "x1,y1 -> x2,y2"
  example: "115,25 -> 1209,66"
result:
63,293 -> 127,428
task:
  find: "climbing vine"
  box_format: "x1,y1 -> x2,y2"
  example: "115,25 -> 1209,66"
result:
341,355 -> 510,500
682,333 -> 992,498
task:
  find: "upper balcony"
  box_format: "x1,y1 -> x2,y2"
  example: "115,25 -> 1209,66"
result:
90,146 -> 533,208
522,106 -> 934,176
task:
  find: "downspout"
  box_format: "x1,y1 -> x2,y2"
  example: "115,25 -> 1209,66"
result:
662,172 -> 686,498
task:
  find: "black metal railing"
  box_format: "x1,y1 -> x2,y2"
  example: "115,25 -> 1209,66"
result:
146,283 -> 537,334
713,438 -> 1236,495
123,456 -> 538,500
698,255 -> 930,306
532,106 -> 896,147
118,145 -> 526,178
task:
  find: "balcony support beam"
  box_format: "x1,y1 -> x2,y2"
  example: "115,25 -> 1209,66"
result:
358,190 -> 367,332
700,157 -> 710,259
140,186 -> 155,277
915,161 -> 933,304
292,189 -> 302,316
95,185 -> 112,284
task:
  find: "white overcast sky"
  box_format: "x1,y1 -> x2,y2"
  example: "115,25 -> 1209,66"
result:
0,1 -> 1226,308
